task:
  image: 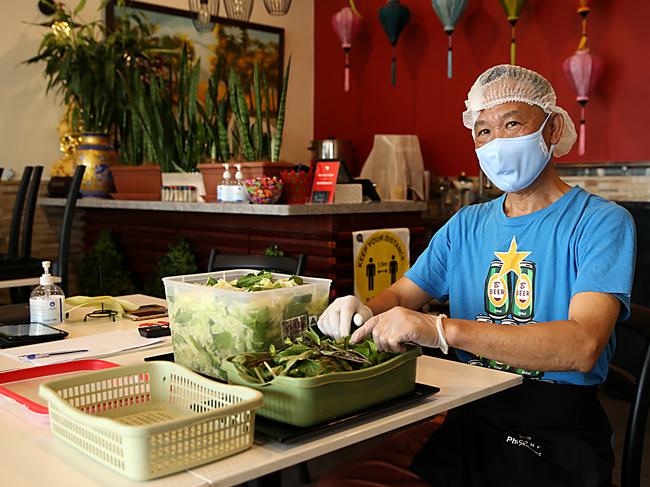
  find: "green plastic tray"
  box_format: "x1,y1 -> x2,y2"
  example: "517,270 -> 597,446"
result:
223,346 -> 422,427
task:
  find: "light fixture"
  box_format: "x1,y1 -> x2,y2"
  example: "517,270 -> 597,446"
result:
223,0 -> 254,21
189,0 -> 220,33
263,0 -> 292,16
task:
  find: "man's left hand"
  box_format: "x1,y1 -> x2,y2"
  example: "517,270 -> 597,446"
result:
351,306 -> 448,354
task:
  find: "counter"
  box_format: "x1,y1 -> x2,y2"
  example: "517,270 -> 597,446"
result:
39,197 -> 426,216
40,198 -> 428,296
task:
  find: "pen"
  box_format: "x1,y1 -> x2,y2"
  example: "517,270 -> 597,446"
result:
21,349 -> 89,360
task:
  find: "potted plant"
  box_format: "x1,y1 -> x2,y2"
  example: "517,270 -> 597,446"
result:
198,58 -> 294,201
126,46 -> 211,198
27,1 -> 165,199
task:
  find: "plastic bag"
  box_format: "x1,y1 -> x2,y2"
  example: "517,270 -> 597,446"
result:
360,135 -> 425,201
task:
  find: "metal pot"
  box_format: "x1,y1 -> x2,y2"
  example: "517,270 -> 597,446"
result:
309,139 -> 354,162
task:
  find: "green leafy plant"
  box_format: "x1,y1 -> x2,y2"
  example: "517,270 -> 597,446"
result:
25,0 -> 162,139
197,62 -> 230,163
145,237 -> 198,297
78,230 -> 137,296
130,46 -> 210,172
228,328 -> 398,384
265,244 -> 284,257
203,57 -> 292,163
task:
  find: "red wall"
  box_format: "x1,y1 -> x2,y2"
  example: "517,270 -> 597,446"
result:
314,0 -> 650,177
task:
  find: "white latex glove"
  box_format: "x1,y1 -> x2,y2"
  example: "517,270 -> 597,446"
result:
351,307 -> 448,354
317,295 -> 373,338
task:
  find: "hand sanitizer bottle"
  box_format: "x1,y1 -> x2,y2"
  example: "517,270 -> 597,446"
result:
217,163 -> 232,203
232,163 -> 249,203
30,261 -> 65,325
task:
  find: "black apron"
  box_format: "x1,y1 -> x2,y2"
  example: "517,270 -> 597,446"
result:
410,379 -> 614,487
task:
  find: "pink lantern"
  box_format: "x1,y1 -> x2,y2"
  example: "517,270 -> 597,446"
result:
563,48 -> 604,156
332,7 -> 362,92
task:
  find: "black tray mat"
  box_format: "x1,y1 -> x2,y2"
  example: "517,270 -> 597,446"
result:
143,352 -> 440,443
254,383 -> 439,443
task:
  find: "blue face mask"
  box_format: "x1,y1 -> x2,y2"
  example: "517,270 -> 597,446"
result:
475,115 -> 555,193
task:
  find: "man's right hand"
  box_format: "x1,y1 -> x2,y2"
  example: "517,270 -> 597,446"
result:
317,295 -> 373,338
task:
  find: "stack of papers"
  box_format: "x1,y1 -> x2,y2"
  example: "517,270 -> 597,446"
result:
0,330 -> 164,367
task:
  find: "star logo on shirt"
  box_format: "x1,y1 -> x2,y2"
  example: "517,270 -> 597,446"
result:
494,237 -> 531,279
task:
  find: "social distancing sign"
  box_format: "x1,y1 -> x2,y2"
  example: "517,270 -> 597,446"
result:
353,228 -> 410,303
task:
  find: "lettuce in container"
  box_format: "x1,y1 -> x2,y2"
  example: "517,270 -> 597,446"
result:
164,271 -> 331,381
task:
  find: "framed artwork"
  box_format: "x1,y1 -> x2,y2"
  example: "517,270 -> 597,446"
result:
106,0 -> 285,110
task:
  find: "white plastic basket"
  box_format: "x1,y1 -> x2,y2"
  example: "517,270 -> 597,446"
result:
39,361 -> 263,480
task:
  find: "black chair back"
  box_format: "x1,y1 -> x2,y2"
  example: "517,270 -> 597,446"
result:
0,167 -> 4,180
610,304 -> 650,487
207,249 -> 307,276
7,166 -> 33,259
21,165 -> 43,259
52,165 -> 85,295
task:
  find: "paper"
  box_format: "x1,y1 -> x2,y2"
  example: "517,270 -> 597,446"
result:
0,330 -> 164,367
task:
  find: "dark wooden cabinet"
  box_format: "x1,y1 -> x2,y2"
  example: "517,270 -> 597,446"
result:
81,207 -> 426,297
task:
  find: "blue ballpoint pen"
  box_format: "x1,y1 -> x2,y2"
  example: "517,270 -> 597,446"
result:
21,349 -> 89,360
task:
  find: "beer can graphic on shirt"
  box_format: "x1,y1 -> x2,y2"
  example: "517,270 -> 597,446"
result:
512,260 -> 535,323
484,260 -> 511,320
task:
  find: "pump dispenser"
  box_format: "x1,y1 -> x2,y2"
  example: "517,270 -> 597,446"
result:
231,163 -> 249,203
30,261 -> 65,325
217,163 -> 233,202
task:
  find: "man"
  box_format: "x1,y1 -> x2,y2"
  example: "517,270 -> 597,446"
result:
317,65 -> 636,487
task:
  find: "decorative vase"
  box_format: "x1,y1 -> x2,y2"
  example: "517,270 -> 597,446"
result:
110,165 -> 162,200
199,161 -> 296,202
73,133 -> 117,198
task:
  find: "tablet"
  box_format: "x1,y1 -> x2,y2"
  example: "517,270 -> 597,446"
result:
0,323 -> 68,348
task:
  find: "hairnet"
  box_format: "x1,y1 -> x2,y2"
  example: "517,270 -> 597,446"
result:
462,64 -> 577,157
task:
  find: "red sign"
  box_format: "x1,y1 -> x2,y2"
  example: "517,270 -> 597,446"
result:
310,161 -> 340,204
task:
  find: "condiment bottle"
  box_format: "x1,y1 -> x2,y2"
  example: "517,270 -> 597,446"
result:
217,163 -> 233,202
231,164 -> 249,203
30,261 -> 65,325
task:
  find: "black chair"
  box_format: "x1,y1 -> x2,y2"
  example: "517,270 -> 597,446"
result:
0,167 -> 3,180
3,166 -> 33,260
0,165 -> 85,299
207,249 -> 307,275
20,165 -> 44,259
607,304 -> 650,487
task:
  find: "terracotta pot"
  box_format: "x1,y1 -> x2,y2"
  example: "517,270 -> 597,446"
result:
74,133 -> 117,198
110,165 -> 162,200
199,161 -> 296,202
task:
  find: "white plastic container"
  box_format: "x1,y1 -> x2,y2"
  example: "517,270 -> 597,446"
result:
163,270 -> 331,381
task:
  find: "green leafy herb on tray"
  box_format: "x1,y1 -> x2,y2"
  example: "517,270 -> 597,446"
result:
228,328 -> 399,384
205,271 -> 303,292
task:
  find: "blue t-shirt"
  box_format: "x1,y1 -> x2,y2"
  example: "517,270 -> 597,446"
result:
406,186 -> 636,385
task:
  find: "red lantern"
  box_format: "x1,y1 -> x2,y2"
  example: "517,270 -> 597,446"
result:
563,49 -> 604,156
332,7 -> 362,92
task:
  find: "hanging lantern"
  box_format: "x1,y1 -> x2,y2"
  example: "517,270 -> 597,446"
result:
263,0 -> 292,16
499,0 -> 526,65
332,7 -> 362,92
188,0 -> 219,33
563,49 -> 604,156
378,0 -> 411,87
223,0 -> 254,21
430,0 -> 469,79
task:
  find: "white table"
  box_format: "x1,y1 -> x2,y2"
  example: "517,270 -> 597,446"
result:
0,296 -> 522,486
